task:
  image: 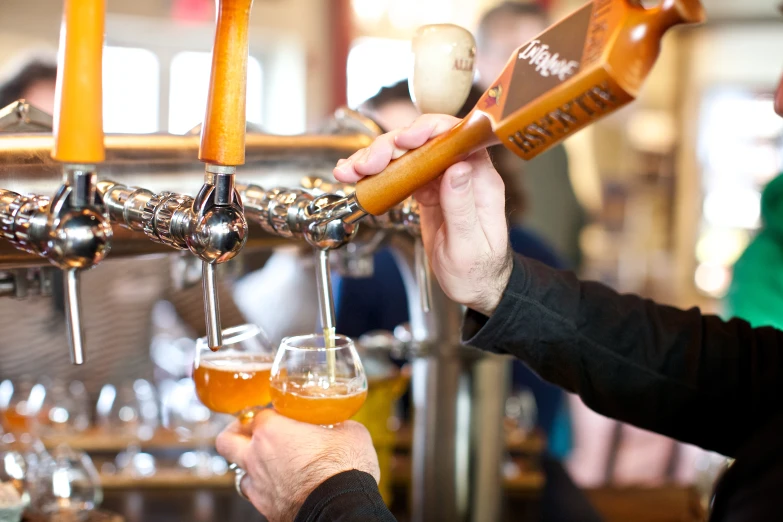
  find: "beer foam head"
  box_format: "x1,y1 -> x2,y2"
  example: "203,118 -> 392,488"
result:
198,354 -> 273,372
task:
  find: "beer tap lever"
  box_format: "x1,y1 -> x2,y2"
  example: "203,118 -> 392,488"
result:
0,0 -> 113,364
50,0 -> 112,365
195,0 -> 253,349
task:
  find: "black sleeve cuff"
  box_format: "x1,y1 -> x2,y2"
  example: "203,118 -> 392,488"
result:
295,470 -> 396,522
462,255 -> 529,351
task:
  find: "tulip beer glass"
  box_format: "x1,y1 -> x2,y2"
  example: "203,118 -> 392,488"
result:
193,324 -> 274,420
270,334 -> 368,427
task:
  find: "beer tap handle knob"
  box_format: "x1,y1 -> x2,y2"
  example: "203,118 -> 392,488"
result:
409,24 -> 476,117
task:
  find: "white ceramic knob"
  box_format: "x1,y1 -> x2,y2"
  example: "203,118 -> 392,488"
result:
409,24 -> 476,116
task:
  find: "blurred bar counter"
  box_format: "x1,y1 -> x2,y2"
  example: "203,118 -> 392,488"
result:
34,424 -> 704,522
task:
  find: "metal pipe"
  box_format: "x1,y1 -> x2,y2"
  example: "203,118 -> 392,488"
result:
388,234 -> 506,522
0,132 -> 372,196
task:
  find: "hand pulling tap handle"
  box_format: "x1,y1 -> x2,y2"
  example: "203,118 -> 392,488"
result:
408,24 -> 477,313
351,0 -> 705,217
49,0 -> 110,365
197,0 -> 254,350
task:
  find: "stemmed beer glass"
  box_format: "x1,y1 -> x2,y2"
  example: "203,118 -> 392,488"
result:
269,334 -> 368,428
192,324 -> 274,422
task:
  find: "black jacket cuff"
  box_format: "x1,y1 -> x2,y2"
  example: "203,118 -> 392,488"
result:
295,470 -> 395,522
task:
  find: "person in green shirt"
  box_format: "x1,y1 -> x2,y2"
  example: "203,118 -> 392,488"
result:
726,172 -> 783,329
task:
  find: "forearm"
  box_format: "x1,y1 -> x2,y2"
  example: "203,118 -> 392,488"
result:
295,471 -> 396,522
464,255 -> 783,457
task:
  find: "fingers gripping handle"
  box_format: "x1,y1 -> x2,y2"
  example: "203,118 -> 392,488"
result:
353,112 -> 494,216
199,0 -> 254,166
51,0 -> 105,164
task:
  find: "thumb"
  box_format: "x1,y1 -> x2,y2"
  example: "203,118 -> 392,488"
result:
439,162 -> 481,244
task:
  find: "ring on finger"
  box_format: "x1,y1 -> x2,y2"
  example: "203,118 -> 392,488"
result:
229,462 -> 249,501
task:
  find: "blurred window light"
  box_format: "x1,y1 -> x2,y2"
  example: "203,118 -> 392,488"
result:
103,46 -> 160,133
351,0 -> 390,23
695,228 -> 750,266
388,0 -> 454,30
169,51 -> 263,135
703,187 -> 761,229
705,143 -> 782,184
694,263 -> 731,298
346,38 -> 411,109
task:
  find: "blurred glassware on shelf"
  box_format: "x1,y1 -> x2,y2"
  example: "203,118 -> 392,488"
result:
506,388 -> 538,437
0,433 -> 47,474
161,378 -> 230,477
28,445 -> 102,522
25,379 -> 90,438
0,448 -> 28,522
96,380 -> 159,478
0,378 -> 35,435
149,300 -> 199,380
503,388 -> 538,479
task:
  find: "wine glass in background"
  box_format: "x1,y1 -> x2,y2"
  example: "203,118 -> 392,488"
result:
503,388 -> 538,479
28,445 -> 102,522
0,447 -> 28,522
96,379 -> 159,478
26,379 -> 90,438
162,378 -> 229,477
270,333 -> 368,428
192,324 -> 274,422
0,378 -> 36,436
506,388 -> 538,438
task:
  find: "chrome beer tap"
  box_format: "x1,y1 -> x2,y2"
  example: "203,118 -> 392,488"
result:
96,0 -> 253,350
0,0 -> 112,365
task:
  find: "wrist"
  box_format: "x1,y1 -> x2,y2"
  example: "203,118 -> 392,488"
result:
471,249 -> 513,317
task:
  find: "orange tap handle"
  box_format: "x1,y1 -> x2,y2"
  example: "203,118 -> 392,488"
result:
199,0 -> 254,166
51,0 -> 105,164
353,0 -> 705,216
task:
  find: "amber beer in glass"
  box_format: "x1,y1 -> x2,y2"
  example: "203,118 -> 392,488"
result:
193,324 -> 274,418
270,334 -> 368,427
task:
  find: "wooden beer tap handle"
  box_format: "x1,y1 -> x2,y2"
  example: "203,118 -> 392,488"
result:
199,0 -> 254,166
353,0 -> 705,217
51,0 -> 105,164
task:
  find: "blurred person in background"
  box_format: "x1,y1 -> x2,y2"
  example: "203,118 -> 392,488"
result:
472,1 -> 586,270
725,171 -> 783,330
0,57 -> 57,115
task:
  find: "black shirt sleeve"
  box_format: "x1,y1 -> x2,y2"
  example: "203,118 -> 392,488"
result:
295,470 -> 396,522
463,255 -> 783,458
